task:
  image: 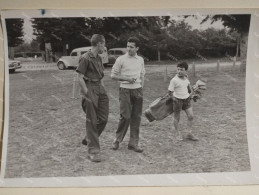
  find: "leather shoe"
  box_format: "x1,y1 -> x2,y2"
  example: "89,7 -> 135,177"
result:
87,154 -> 101,162
112,141 -> 119,150
185,133 -> 199,141
82,139 -> 87,146
128,145 -> 143,153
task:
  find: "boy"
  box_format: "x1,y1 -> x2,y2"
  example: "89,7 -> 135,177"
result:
168,62 -> 199,141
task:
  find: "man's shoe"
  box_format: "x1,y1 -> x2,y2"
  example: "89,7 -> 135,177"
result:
87,154 -> 101,162
82,139 -> 87,146
185,133 -> 199,141
112,141 -> 119,150
128,145 -> 144,153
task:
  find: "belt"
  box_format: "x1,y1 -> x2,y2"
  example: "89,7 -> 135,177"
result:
84,77 -> 101,82
85,80 -> 101,85
86,80 -> 101,83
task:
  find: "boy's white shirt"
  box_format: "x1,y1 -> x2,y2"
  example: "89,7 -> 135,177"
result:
168,75 -> 190,99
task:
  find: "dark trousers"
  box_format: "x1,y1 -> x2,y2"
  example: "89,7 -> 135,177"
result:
81,83 -> 109,154
115,87 -> 143,147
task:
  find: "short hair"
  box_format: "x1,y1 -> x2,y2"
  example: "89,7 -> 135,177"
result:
177,62 -> 189,70
91,34 -> 105,46
127,37 -> 140,47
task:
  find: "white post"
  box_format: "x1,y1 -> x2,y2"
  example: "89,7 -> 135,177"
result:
71,75 -> 76,99
77,74 -> 81,96
164,65 -> 168,82
217,60 -> 220,73
192,62 -> 196,77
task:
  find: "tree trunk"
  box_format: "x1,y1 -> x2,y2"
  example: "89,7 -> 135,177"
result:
41,51 -> 45,61
45,43 -> 52,63
62,43 -> 67,56
239,31 -> 248,72
235,37 -> 239,57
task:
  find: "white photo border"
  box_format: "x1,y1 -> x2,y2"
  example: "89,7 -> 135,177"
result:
0,8 -> 259,187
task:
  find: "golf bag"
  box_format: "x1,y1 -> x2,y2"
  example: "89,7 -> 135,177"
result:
144,80 -> 206,122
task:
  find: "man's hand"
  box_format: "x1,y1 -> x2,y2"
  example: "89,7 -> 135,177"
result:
111,73 -> 136,84
82,88 -> 88,96
127,78 -> 137,84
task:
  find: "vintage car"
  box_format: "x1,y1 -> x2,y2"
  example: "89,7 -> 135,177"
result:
9,59 -> 22,73
57,46 -> 109,70
107,48 -> 127,65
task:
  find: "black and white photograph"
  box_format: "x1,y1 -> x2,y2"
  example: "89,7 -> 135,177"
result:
0,9 -> 258,187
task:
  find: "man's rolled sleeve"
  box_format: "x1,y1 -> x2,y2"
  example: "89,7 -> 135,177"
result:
111,57 -> 122,76
76,57 -> 89,75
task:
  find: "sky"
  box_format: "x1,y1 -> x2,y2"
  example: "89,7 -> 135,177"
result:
22,16 -> 225,43
173,15 -> 225,30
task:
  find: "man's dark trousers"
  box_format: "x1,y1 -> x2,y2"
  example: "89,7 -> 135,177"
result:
115,87 -> 143,147
82,82 -> 109,154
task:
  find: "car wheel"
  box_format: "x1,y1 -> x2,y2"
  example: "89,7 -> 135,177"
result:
9,69 -> 15,73
57,62 -> 66,70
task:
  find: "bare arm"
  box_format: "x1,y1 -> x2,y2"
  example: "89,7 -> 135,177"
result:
101,79 -> 105,87
188,83 -> 194,97
78,73 -> 88,96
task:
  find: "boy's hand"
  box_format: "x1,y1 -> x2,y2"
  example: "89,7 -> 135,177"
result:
168,90 -> 177,101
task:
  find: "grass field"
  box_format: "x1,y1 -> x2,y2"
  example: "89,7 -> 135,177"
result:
5,62 -> 250,178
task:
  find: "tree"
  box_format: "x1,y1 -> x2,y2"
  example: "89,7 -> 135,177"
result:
5,19 -> 24,59
124,16 -> 171,61
13,39 -> 41,58
32,18 -> 91,61
198,28 -> 236,57
201,14 -> 251,71
166,20 -> 202,60
85,16 -> 151,48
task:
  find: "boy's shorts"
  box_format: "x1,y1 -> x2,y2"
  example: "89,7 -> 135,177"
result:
173,96 -> 191,112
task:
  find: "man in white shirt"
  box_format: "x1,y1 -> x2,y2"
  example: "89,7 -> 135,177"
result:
168,62 -> 199,141
111,37 -> 145,153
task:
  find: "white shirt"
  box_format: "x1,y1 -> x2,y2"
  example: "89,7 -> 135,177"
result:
168,75 -> 190,99
111,53 -> 145,89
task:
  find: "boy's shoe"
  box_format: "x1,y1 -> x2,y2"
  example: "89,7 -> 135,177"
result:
112,141 -> 119,150
82,139 -> 88,146
185,133 -> 199,141
87,154 -> 101,162
128,145 -> 143,153
176,135 -> 184,141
